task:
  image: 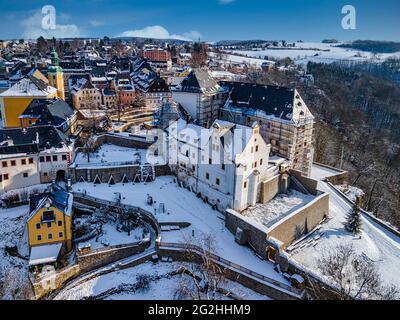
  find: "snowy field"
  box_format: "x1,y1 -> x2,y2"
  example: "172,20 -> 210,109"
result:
73,143 -> 165,168
0,206 -> 33,299
72,176 -> 290,286
243,190 -> 315,228
227,42 -> 400,65
54,261 -> 270,300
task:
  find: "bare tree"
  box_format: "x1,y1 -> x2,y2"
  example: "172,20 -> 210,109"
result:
80,134 -> 97,163
174,233 -> 231,300
318,244 -> 399,300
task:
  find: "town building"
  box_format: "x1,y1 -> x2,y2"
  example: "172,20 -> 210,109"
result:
218,81 -> 314,176
0,72 -> 58,128
167,118 -> 285,212
69,75 -> 102,110
171,69 -> 227,128
27,185 -> 73,267
18,99 -> 78,135
47,50 -> 65,100
0,126 -> 73,193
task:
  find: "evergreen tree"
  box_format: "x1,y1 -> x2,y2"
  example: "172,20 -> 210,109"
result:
344,203 -> 362,235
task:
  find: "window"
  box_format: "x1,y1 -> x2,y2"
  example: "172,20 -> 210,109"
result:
23,173 -> 28,178
216,178 -> 220,186
42,210 -> 55,223
47,222 -> 52,228
58,232 -> 63,238
53,155 -> 58,162
21,159 -> 26,165
46,156 -> 51,162
244,181 -> 247,189
254,161 -> 257,168
2,161 -> 7,168
36,223 -> 41,230
62,155 -> 67,161
11,160 -> 16,166
251,147 -> 254,153
209,158 -> 212,165
255,145 -> 259,152
48,233 -> 53,240
205,172 -> 210,180
3,174 -> 9,180
221,164 -> 225,170
28,158 -> 34,164
44,172 -> 48,177
37,235 -> 42,241
40,156 -> 45,162
260,159 -> 263,166
58,220 -> 63,227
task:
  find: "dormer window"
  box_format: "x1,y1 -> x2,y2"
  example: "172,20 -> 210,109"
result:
42,210 -> 55,223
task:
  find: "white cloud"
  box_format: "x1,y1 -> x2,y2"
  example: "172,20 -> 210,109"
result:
118,25 -> 201,41
219,0 -> 236,4
21,11 -> 84,39
89,20 -> 104,27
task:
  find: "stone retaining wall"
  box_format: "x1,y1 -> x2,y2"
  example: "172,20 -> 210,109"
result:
78,240 -> 150,273
157,246 -> 301,300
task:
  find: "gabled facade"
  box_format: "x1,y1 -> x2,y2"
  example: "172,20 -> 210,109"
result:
27,185 -> 73,266
167,118 -> 274,212
0,72 -> 58,128
171,69 -> 227,128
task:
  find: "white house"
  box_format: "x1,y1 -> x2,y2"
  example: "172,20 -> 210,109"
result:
167,118 -> 274,212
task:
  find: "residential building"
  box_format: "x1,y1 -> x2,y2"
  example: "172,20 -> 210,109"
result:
27,185 -> 73,267
18,99 -> 78,135
69,75 -> 102,110
0,126 -> 73,193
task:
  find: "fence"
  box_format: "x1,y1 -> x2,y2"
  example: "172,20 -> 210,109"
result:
158,241 -> 303,297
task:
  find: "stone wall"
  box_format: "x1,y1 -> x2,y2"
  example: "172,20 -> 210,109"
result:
290,170 -> 319,195
225,209 -> 269,259
95,133 -> 153,149
70,164 -> 171,183
78,240 -> 150,273
157,246 -> 302,300
32,264 -> 80,299
267,193 -> 330,248
260,175 -> 280,204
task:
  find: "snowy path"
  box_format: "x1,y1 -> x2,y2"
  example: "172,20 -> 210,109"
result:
292,165 -> 400,288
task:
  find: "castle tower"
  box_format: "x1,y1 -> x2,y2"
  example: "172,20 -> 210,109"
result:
48,49 -> 65,100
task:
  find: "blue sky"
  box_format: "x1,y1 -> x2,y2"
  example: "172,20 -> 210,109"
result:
0,0 -> 399,41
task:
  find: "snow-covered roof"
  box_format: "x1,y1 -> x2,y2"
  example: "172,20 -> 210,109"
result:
0,76 -> 56,97
29,243 -> 62,266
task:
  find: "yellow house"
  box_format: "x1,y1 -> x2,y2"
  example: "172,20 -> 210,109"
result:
27,185 -> 73,267
0,72 -> 58,128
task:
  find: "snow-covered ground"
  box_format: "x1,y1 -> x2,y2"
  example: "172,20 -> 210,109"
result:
0,206 -> 33,299
310,164 -> 342,181
73,143 -> 165,168
291,164 -> 400,289
72,176 -> 290,286
336,184 -> 365,203
227,42 -> 400,65
243,190 -> 315,228
75,216 -> 147,250
54,261 -> 270,300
